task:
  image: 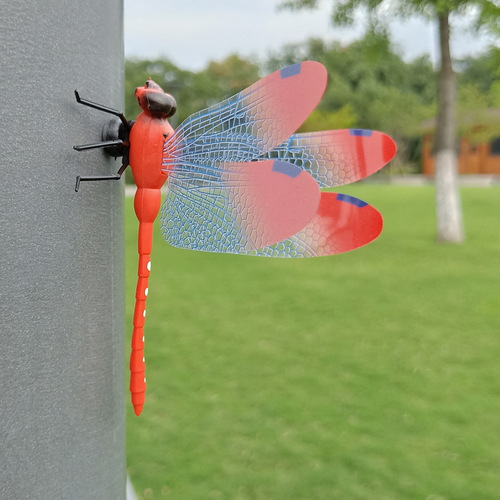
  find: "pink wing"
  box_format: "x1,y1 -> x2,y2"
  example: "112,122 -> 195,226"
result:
254,192 -> 383,257
162,159 -> 321,253
163,61 -> 328,174
263,129 -> 397,187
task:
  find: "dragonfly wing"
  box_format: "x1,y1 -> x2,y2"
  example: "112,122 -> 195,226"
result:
163,62 -> 328,171
161,159 -> 321,254
254,192 -> 383,257
263,129 -> 397,188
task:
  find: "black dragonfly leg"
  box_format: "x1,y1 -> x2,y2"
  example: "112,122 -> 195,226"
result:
75,162 -> 128,192
73,139 -> 126,152
74,90 -> 131,131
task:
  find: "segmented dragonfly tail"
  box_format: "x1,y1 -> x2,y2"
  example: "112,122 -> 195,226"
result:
130,246 -> 150,416
130,187 -> 163,416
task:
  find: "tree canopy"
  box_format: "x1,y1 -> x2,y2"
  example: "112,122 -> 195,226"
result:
280,0 -> 500,32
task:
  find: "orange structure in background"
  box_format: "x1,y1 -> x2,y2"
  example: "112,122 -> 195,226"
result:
422,135 -> 500,175
422,108 -> 500,175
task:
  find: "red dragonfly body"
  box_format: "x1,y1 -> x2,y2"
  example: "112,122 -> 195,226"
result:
128,83 -> 175,415
74,62 -> 397,416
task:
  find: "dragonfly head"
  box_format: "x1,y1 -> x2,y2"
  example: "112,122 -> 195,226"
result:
135,79 -> 177,119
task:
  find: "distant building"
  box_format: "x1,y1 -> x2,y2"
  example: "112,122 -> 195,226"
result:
422,109 -> 500,175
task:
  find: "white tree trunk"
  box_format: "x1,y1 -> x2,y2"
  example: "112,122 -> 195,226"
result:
435,149 -> 464,242
435,11 -> 465,243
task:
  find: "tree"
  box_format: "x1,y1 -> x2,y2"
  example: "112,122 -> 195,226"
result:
204,54 -> 261,99
281,0 -> 500,243
459,46 -> 500,108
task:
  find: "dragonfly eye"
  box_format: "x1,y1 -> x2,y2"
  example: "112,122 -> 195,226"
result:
146,92 -> 177,118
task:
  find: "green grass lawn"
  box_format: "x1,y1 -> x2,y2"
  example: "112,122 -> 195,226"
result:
126,185 -> 500,500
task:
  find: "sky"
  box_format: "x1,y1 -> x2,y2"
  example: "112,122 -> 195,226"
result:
124,0 -> 494,71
